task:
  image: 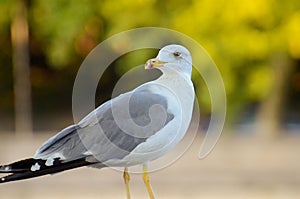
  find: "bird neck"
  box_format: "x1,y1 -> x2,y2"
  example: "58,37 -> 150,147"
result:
158,66 -> 192,82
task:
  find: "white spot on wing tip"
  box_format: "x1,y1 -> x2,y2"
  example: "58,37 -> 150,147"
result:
45,158 -> 54,166
1,177 -> 5,181
30,163 -> 41,172
4,166 -> 10,171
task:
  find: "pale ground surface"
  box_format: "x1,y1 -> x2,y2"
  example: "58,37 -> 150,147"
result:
0,131 -> 300,199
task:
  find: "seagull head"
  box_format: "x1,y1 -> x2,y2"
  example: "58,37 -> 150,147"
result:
145,44 -> 192,77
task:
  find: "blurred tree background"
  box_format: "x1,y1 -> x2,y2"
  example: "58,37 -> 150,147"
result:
0,0 -> 299,136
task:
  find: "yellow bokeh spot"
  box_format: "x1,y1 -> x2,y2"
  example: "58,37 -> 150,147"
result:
286,12 -> 300,59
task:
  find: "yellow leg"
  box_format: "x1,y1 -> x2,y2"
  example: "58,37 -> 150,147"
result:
142,165 -> 155,199
123,167 -> 131,199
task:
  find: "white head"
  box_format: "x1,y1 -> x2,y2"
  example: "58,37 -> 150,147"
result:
145,44 -> 192,77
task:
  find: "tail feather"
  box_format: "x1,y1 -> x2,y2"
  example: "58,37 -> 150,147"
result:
0,158 -> 94,184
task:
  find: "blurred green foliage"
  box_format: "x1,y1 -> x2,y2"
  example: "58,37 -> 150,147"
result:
0,0 -> 300,129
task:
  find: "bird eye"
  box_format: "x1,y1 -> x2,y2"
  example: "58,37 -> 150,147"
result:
173,51 -> 181,57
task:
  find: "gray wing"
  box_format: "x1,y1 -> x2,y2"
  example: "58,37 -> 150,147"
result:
34,85 -> 174,163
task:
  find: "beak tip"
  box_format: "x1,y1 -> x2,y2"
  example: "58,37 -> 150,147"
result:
145,59 -> 154,69
145,58 -> 166,69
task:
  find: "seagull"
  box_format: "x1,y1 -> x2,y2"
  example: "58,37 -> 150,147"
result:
0,44 -> 195,199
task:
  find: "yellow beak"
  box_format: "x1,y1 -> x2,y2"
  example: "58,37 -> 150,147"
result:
145,58 -> 167,69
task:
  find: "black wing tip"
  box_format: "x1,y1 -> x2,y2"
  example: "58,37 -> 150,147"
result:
0,158 -> 92,184
0,158 -> 36,173
0,177 -> 5,183
0,158 -> 38,184
0,175 -> 11,184
0,165 -> 10,173
0,172 -> 35,184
